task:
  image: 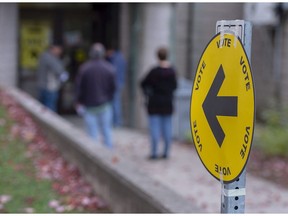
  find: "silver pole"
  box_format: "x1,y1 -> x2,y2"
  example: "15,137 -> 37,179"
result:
216,20 -> 252,214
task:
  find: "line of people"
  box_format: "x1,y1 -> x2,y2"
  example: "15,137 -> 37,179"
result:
37,43 -> 177,160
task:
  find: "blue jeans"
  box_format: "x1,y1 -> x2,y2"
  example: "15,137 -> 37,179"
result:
148,115 -> 172,158
112,89 -> 122,127
39,88 -> 58,112
83,104 -> 113,148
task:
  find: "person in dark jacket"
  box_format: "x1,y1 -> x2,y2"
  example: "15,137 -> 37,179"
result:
75,43 -> 116,148
140,47 -> 177,159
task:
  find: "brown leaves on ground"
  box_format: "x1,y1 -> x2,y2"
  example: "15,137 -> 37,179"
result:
248,148 -> 288,188
0,89 -> 108,212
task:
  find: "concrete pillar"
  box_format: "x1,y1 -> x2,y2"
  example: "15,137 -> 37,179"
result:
135,3 -> 173,129
0,3 -> 18,87
139,4 -> 172,76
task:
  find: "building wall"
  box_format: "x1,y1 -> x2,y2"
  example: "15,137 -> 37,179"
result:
0,3 -> 284,130
174,3 -> 190,78
251,26 -> 275,115
0,3 -> 18,87
190,3 -> 244,79
281,17 -> 288,108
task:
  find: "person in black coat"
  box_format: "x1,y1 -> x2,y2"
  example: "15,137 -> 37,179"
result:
140,47 -> 177,159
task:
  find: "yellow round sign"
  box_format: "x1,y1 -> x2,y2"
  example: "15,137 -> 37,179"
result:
190,33 -> 255,183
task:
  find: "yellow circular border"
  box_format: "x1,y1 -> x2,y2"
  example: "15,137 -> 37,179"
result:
190,33 -> 255,183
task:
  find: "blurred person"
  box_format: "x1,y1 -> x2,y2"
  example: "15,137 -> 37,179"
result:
37,44 -> 68,112
75,43 -> 116,148
106,45 -> 126,127
140,47 -> 177,160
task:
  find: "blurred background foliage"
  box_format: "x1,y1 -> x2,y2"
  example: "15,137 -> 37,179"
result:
254,104 -> 288,157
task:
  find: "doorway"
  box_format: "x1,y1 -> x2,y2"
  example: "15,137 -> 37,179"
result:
18,3 -> 120,114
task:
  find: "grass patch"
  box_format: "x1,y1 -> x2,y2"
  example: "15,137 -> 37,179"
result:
0,106 -> 63,213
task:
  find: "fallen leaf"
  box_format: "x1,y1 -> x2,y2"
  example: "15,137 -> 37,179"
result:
48,200 -> 59,208
112,156 -> 119,164
24,207 -> 34,213
0,195 -> 12,204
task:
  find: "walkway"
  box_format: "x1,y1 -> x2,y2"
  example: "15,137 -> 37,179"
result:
64,115 -> 288,213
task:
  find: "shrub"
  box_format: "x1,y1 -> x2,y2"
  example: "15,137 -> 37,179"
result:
255,107 -> 288,157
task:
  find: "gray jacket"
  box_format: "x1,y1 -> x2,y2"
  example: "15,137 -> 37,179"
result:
37,51 -> 65,91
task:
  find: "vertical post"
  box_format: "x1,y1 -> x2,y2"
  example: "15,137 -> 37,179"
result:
128,4 -> 141,127
221,169 -> 246,213
216,20 -> 252,213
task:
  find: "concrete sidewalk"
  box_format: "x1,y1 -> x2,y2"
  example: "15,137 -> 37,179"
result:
64,115 -> 288,213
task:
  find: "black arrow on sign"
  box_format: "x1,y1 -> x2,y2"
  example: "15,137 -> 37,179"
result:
202,64 -> 238,148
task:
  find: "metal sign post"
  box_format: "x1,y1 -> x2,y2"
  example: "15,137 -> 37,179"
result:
221,169 -> 246,213
216,20 -> 252,214
190,19 -> 254,213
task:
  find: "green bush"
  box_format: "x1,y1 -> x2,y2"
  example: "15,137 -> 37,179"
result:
255,106 -> 288,156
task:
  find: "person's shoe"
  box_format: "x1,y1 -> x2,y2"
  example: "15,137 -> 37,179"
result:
148,155 -> 157,160
161,154 -> 168,159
